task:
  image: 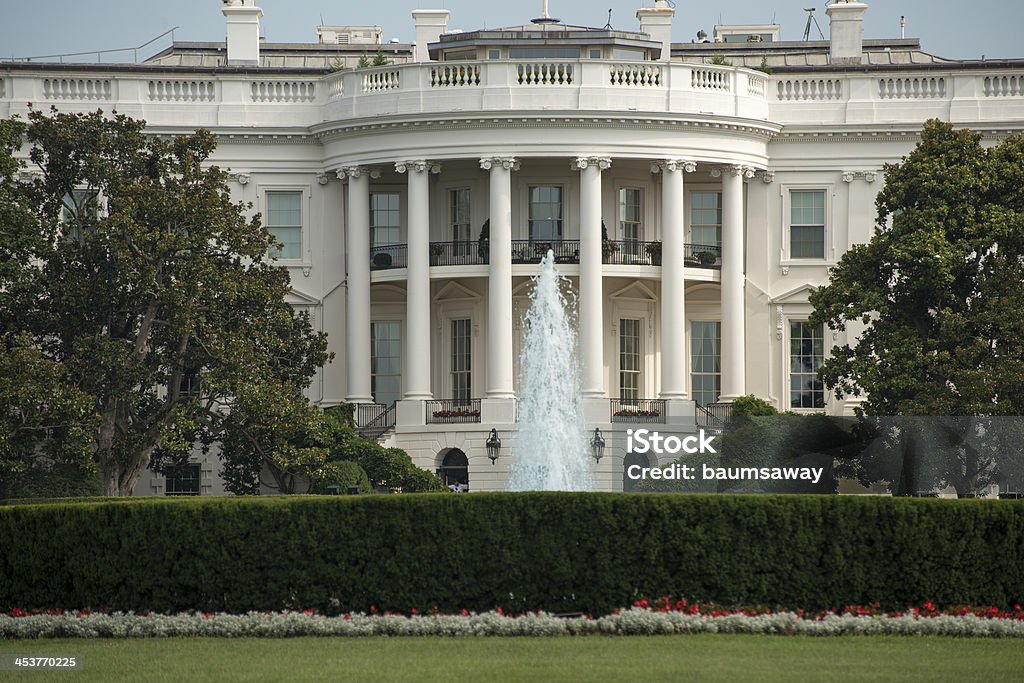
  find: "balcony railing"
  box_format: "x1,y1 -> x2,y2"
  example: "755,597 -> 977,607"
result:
426,399 -> 482,424
369,244 -> 407,270
429,241 -> 488,266
356,402 -> 396,441
511,240 -> 580,264
369,240 -> 723,271
611,398 -> 667,423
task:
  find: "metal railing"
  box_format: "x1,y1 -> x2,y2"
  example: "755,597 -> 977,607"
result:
511,240 -> 580,264
704,402 -> 735,430
684,243 -> 722,269
610,398 -> 667,423
426,399 -> 482,424
429,241 -> 488,266
10,27 -> 179,64
356,402 -> 396,441
602,241 -> 722,268
369,244 -> 407,270
696,403 -> 727,432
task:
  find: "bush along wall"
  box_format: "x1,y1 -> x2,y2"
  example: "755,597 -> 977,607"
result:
0,494 -> 1022,615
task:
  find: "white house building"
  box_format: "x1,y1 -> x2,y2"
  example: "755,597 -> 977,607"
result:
3,0 -> 1023,494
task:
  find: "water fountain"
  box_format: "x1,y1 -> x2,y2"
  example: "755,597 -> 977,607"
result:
508,251 -> 592,491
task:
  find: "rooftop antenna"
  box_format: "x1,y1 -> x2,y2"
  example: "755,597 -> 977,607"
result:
532,0 -> 560,25
802,8 -> 825,41
604,8 -> 613,30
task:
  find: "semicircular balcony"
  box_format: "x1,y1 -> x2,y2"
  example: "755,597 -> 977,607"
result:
322,59 -> 770,124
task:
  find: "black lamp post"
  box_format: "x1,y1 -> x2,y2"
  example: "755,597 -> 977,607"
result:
590,427 -> 606,463
486,428 -> 501,464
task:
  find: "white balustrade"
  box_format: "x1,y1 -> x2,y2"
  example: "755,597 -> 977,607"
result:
42,78 -> 112,100
362,69 -> 400,92
691,68 -> 731,92
430,64 -> 481,87
250,80 -> 317,102
516,62 -> 573,86
776,78 -> 844,101
609,63 -> 661,87
148,80 -> 216,102
878,77 -> 946,99
985,75 -> 1024,97
746,73 -> 767,97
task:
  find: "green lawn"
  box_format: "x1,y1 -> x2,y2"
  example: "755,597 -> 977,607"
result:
2,635 -> 1022,682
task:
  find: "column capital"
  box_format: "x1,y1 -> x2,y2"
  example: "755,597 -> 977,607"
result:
759,170 -> 776,184
480,157 -> 520,171
395,160 -> 442,175
651,159 -> 697,174
711,164 -> 756,179
571,156 -> 613,171
337,166 -> 381,180
842,170 -> 877,184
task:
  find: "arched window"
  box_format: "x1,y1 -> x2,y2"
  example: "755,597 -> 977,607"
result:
622,451 -> 652,493
438,449 -> 469,492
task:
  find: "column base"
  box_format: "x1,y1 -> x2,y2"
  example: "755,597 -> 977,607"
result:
395,400 -> 425,427
481,397 -> 517,425
345,396 -> 375,404
664,398 -> 697,427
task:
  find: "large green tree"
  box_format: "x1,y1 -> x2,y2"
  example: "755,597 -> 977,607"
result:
810,119 -> 1024,494
0,109 -> 330,495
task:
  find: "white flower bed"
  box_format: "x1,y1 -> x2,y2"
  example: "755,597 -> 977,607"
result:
3,609 -> 1024,639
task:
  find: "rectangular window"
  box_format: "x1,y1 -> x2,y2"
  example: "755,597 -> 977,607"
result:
691,321 -> 721,407
451,319 -> 472,402
266,191 -> 302,259
529,186 -> 563,242
690,191 -> 722,247
370,192 -> 401,248
165,463 -> 200,496
179,371 -> 201,398
450,188 -> 472,257
488,50 -> 501,60
790,190 -> 826,259
619,318 -> 641,401
61,189 -> 99,223
589,49 -> 603,59
371,321 -> 402,406
619,187 -> 642,261
790,322 -> 825,409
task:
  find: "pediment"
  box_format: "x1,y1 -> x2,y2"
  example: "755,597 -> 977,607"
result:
771,283 -> 819,305
609,281 -> 657,302
433,281 -> 481,303
286,287 -> 321,306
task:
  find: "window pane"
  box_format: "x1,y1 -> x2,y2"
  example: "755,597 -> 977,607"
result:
529,186 -> 563,241
691,321 -> 721,407
266,191 -> 302,259
791,226 -> 825,259
371,193 -> 401,247
619,319 -> 641,400
451,319 -> 472,401
789,322 -> 825,409
690,191 -> 722,247
371,321 -> 402,406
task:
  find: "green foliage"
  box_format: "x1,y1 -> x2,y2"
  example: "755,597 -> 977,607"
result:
309,461 -> 371,495
810,121 -> 1024,493
731,395 -> 779,418
0,495 -> 1021,614
754,56 -> 772,74
0,109 -> 331,495
477,219 -> 490,260
710,55 -> 731,66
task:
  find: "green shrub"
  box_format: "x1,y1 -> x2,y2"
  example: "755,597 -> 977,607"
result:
309,461 -> 371,495
731,395 -> 779,417
0,495 -> 1021,615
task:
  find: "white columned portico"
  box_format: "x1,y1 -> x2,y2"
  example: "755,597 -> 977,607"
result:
339,166 -> 378,403
481,157 -> 519,413
395,160 -> 440,402
573,156 -> 612,398
655,159 -> 695,401
716,164 -> 752,402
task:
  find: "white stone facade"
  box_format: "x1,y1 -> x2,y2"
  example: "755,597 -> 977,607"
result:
4,2 -> 1023,494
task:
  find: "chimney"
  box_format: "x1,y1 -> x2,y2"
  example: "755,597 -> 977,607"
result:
412,9 -> 451,63
636,0 -> 675,63
222,0 -> 264,66
826,1 -> 868,65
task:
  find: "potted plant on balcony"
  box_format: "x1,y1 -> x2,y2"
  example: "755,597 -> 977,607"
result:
601,219 -> 620,263
372,252 -> 392,268
429,243 -> 446,261
645,240 -> 662,265
697,250 -> 719,267
477,219 -> 489,261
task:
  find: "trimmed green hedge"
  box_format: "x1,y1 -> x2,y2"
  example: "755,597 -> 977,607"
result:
1,494 -> 1022,615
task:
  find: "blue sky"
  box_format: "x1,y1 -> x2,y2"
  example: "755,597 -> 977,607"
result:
2,1 -> 1022,62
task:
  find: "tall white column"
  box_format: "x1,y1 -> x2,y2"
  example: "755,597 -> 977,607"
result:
396,160 -> 439,400
656,159 -> 695,399
718,165 -> 752,402
340,166 -> 376,403
574,156 -> 611,397
481,157 -> 518,399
